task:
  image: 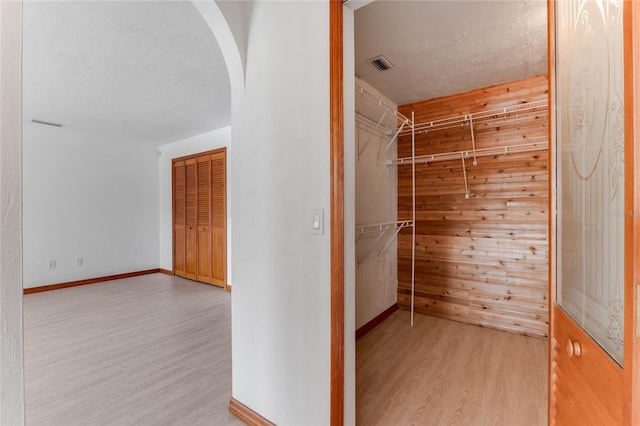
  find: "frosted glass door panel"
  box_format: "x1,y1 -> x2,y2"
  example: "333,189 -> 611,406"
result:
555,0 -> 624,365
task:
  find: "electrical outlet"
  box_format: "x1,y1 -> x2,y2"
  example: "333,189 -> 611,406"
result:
76,257 -> 83,266
48,260 -> 56,269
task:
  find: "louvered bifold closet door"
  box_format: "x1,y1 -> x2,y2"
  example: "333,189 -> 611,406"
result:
184,158 -> 198,280
173,160 -> 187,276
211,151 -> 226,286
196,155 -> 213,284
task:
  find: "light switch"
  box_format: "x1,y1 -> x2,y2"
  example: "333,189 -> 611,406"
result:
312,208 -> 324,235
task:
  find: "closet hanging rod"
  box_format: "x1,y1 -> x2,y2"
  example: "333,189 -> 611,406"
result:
355,82 -> 412,126
387,141 -> 548,166
399,99 -> 547,136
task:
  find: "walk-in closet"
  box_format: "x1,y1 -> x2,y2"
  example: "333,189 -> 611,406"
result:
351,1 -> 550,424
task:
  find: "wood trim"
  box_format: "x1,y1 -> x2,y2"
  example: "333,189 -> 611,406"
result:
23,269 -> 161,294
329,1 -> 344,425
356,304 -> 398,340
225,284 -> 231,292
546,2 -> 557,425
623,1 -> 640,423
159,269 -> 173,276
172,151 -> 177,275
228,398 -> 275,426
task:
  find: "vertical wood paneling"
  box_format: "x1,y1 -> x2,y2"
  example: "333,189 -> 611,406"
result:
397,75 -> 550,338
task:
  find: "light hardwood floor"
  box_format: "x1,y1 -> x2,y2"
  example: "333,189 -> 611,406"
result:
357,310 -> 548,426
24,273 -> 242,426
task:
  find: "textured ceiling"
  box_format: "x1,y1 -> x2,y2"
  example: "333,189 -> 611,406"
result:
23,1 -> 230,146
355,0 -> 548,105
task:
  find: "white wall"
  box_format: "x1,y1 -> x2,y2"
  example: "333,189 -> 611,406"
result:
214,0 -> 252,81
0,1 -> 24,423
157,126 -> 232,284
355,77 -> 398,329
228,2 -> 332,424
23,123 -> 159,288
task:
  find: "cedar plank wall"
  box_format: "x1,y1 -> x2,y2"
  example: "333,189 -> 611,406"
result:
396,75 -> 549,338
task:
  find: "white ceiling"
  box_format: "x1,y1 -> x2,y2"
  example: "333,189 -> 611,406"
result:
23,1 -> 230,146
355,0 -> 548,105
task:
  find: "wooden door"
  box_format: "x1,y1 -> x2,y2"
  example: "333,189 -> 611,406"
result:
549,1 -> 640,423
210,151 -> 226,286
185,158 -> 198,280
173,160 -> 187,276
197,155 -> 213,284
172,149 -> 226,288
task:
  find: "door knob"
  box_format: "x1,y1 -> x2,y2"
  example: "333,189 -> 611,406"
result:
565,339 -> 582,358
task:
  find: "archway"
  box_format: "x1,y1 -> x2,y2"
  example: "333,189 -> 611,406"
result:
0,1 -> 245,423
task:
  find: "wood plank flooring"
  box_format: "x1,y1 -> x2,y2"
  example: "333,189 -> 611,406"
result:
23,273 -> 241,426
357,310 -> 547,426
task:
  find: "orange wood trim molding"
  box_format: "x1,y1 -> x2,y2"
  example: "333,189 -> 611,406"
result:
159,268 -> 174,276
356,303 -> 398,340
623,1 -> 640,423
547,2 -> 557,425
330,1 -> 345,425
228,398 -> 275,426
225,284 -> 231,292
23,269 -> 161,294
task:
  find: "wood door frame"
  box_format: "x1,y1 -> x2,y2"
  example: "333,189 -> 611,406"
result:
547,0 -> 640,422
329,0 -> 345,424
623,1 -> 640,422
546,3 -> 556,424
171,147 -> 228,289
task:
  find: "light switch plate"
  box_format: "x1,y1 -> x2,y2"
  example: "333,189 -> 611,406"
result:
311,208 -> 324,235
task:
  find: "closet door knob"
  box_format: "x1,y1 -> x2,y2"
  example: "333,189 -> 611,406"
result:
565,339 -> 582,358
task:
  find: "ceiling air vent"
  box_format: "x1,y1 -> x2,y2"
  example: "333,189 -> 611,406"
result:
368,55 -> 395,72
